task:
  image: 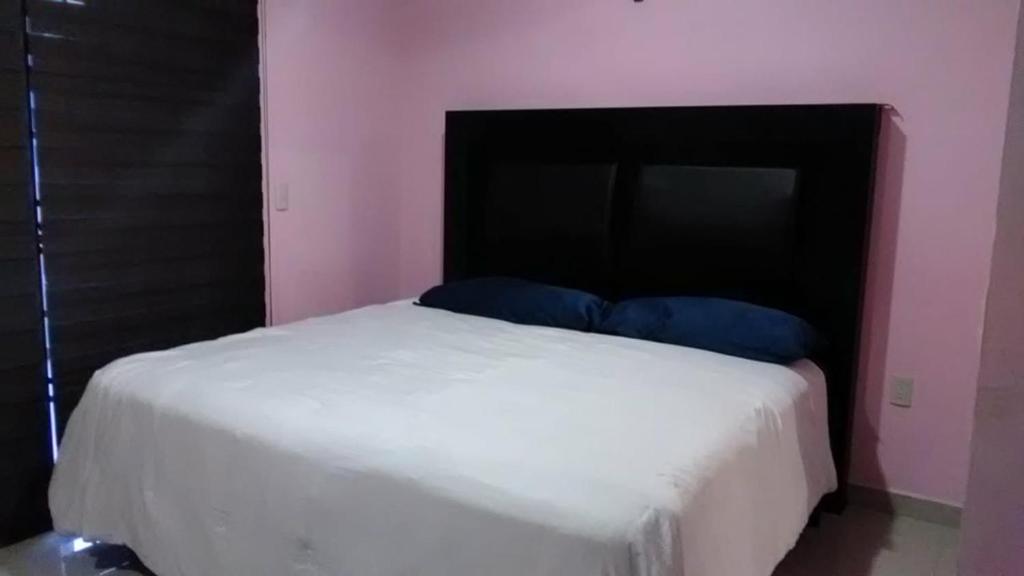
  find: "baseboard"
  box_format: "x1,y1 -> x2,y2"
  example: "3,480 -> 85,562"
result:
848,484 -> 962,528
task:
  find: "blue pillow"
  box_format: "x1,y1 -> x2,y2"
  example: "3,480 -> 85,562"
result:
418,277 -> 607,332
598,297 -> 818,364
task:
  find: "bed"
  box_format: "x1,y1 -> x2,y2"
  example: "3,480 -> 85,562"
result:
51,301 -> 835,576
49,105 -> 882,576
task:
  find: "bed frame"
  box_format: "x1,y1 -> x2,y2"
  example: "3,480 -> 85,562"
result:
443,104 -> 883,511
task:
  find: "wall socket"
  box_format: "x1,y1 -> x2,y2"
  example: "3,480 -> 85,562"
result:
274,184 -> 290,212
890,376 -> 914,408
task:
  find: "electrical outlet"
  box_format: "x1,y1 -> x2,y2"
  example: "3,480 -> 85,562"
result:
890,376 -> 914,408
274,184 -> 290,212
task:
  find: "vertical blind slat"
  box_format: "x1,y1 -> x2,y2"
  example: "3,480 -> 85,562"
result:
0,0 -> 52,545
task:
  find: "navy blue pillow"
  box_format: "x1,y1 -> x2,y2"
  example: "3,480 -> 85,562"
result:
598,297 -> 818,364
418,277 -> 607,332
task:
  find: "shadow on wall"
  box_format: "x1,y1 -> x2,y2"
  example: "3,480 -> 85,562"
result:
780,109 -> 908,576
845,109 -> 907,572
853,108 -> 907,494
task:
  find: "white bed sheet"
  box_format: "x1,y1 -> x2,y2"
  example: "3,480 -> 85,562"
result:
50,300 -> 836,576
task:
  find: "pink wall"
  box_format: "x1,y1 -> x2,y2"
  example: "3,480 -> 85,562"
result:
261,0 -> 405,322
960,4 -> 1024,573
262,0 -> 1022,505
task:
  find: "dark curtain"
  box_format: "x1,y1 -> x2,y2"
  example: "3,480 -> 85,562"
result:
24,0 -> 266,435
0,0 -> 52,545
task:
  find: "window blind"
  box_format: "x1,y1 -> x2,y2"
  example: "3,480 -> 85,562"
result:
24,0 -> 266,435
0,0 -> 52,545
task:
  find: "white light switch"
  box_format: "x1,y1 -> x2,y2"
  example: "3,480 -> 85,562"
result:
890,376 -> 914,408
274,184 -> 290,212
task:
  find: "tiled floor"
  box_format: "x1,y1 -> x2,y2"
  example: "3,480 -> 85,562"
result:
0,507 -> 958,576
774,507 -> 959,576
0,533 -> 153,576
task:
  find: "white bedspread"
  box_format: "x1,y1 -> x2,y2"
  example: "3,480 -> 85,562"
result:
50,300 -> 836,576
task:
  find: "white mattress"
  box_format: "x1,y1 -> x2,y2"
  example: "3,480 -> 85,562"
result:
50,300 -> 836,576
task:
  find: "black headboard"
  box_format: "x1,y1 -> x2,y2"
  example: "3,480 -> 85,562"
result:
444,104 -> 882,509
